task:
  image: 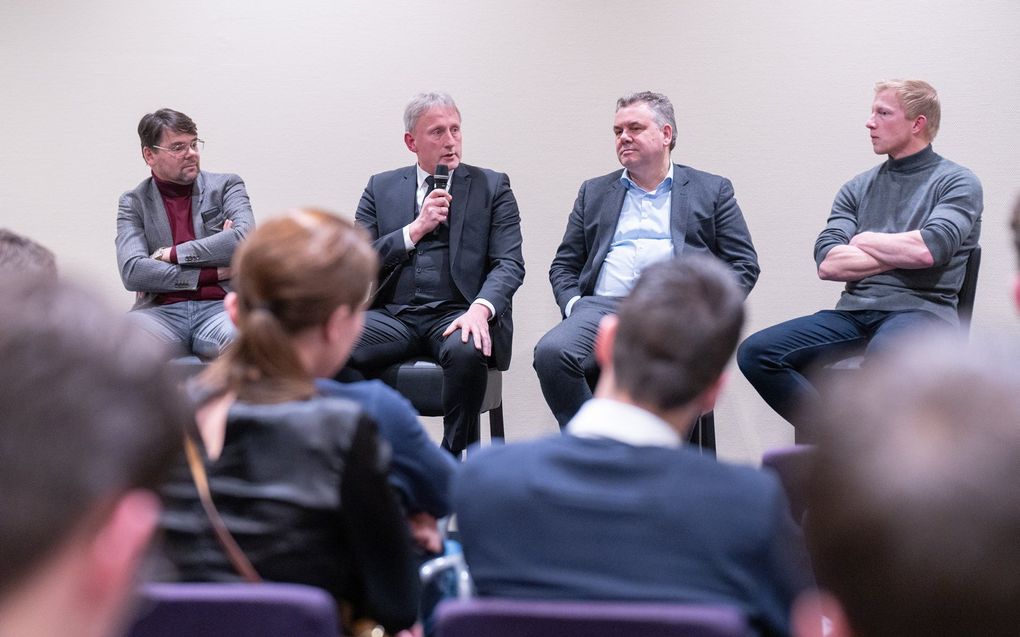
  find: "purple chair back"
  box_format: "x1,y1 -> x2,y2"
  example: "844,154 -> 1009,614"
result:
122,583 -> 340,637
434,598 -> 749,637
761,444 -> 815,525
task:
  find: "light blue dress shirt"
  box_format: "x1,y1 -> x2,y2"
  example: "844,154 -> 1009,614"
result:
592,165 -> 675,298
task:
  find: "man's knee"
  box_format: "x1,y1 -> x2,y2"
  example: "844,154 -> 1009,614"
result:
533,322 -> 584,372
737,330 -> 769,375
193,310 -> 235,357
440,337 -> 488,373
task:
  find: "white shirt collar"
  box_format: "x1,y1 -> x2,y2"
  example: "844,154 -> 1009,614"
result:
620,163 -> 674,193
566,398 -> 682,448
416,164 -> 455,190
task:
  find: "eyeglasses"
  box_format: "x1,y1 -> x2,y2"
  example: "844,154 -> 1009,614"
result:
151,139 -> 205,157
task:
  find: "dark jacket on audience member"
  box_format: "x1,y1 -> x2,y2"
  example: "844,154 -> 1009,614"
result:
315,377 -> 457,517
158,397 -> 419,634
454,433 -> 812,637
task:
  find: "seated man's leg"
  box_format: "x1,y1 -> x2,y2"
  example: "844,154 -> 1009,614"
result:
126,304 -> 190,358
425,310 -> 488,456
191,300 -> 236,360
346,309 -> 420,376
865,310 -> 955,358
737,310 -> 869,430
533,296 -> 618,429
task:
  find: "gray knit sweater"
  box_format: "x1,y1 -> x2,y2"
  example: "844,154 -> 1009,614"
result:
814,145 -> 982,324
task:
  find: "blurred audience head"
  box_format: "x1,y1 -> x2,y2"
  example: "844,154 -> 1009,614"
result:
206,209 -> 378,403
796,334 -> 1020,637
0,276 -> 185,637
596,255 -> 744,426
0,228 -> 57,279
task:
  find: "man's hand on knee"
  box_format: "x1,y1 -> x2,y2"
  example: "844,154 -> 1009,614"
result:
442,304 -> 492,356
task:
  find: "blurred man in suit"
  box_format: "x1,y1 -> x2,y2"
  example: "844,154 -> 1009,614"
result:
347,92 -> 525,455
793,335 -> 1020,637
456,256 -> 809,637
535,91 -> 759,428
0,277 -> 185,637
116,108 -> 255,359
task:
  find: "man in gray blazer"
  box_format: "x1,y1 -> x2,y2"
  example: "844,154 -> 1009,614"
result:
116,109 -> 255,359
535,91 -> 759,428
348,92 -> 525,455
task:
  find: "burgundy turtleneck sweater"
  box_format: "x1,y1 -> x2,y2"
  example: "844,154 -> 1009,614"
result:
152,174 -> 225,305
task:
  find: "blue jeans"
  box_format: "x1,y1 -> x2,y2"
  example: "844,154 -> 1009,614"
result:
128,300 -> 235,360
737,309 -> 953,435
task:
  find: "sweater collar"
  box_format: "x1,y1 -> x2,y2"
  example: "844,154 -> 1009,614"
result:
887,144 -> 938,173
152,172 -> 194,198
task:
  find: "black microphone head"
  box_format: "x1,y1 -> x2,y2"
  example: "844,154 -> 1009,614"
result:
433,163 -> 450,190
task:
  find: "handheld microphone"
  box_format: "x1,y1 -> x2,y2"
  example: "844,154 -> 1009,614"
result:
432,164 -> 450,232
433,163 -> 450,191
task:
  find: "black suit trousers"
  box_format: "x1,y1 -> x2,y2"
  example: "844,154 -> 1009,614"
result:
347,307 -> 488,455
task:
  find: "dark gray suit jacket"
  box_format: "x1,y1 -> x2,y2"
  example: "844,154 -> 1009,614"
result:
355,163 -> 525,370
549,164 -> 759,315
115,171 -> 255,309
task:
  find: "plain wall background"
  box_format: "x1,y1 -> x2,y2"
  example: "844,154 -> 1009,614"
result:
2,0 -> 1018,464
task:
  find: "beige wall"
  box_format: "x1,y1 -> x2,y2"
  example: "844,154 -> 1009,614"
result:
2,0 -> 1018,464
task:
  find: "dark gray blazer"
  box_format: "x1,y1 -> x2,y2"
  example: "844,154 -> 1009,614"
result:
355,163 -> 525,370
115,171 -> 255,309
549,164 -> 760,315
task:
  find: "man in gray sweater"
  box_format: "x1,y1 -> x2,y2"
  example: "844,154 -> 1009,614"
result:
738,80 -> 982,438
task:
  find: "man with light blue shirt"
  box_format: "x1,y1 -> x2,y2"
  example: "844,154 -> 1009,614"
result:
535,91 -> 759,428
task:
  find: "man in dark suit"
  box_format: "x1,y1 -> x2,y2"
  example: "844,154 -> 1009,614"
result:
455,257 -> 810,637
348,92 -> 525,455
535,91 -> 759,428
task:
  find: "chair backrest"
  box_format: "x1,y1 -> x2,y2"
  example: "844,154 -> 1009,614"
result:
122,583 -> 340,637
434,598 -> 749,637
761,445 -> 815,526
957,244 -> 981,328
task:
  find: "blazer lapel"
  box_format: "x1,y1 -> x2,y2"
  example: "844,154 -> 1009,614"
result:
191,171 -> 206,238
591,177 -> 627,271
398,166 -> 417,226
448,166 -> 471,264
670,165 -> 691,256
144,179 -> 173,248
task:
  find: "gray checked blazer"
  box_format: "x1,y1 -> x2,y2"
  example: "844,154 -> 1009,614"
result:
115,171 -> 255,309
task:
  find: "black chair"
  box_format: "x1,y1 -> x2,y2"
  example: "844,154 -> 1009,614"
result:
379,357 -> 505,446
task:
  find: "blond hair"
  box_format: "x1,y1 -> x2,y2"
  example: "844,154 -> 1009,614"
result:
875,79 -> 941,141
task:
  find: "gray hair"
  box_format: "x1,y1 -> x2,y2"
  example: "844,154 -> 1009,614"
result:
617,91 -> 678,151
404,92 -> 460,133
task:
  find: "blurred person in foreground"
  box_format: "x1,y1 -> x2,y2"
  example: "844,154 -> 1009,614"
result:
0,276 -> 184,637
0,228 -> 57,278
794,333 -> 1020,637
156,210 -> 421,634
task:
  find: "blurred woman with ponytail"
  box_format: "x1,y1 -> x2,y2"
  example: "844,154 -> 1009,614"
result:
157,210 -> 420,635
